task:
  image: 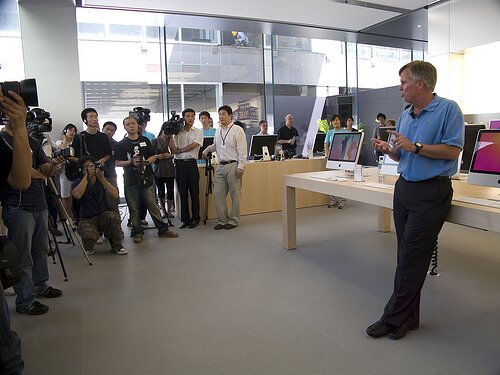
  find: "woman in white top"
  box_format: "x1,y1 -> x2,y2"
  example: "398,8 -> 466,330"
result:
55,123 -> 77,218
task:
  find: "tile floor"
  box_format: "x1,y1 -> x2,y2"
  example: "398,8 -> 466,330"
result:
8,202 -> 500,375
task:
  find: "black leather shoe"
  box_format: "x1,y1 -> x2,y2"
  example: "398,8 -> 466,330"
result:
214,224 -> 225,230
188,219 -> 199,229
179,222 -> 189,229
366,320 -> 391,338
388,324 -> 409,340
224,224 -> 237,230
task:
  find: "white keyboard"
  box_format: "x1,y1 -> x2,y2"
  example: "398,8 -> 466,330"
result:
453,196 -> 500,209
364,182 -> 395,190
310,172 -> 345,181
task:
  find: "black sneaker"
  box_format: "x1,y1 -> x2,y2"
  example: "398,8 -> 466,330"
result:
36,286 -> 63,298
16,301 -> 49,315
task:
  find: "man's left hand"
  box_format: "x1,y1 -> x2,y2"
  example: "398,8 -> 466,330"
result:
236,168 -> 244,178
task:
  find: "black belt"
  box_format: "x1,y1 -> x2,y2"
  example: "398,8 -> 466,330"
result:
175,159 -> 196,162
401,175 -> 451,183
219,160 -> 237,165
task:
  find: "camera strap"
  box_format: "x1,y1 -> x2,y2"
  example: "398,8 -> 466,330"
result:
0,131 -> 13,151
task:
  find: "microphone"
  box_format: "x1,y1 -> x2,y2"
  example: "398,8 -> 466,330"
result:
410,111 -> 416,119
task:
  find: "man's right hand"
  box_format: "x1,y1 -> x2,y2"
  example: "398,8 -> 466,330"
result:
0,88 -> 27,134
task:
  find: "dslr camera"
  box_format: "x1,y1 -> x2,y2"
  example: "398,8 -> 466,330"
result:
161,111 -> 184,136
0,79 -> 38,123
129,107 -> 151,126
53,147 -> 73,159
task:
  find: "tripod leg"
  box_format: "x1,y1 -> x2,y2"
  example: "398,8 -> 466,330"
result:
47,215 -> 69,281
46,178 -> 93,266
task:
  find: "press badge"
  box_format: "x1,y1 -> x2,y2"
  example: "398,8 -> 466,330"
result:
221,144 -> 227,149
139,142 -> 147,147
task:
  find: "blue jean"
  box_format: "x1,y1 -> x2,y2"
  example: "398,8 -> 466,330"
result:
0,293 -> 23,374
3,207 -> 50,309
124,184 -> 168,237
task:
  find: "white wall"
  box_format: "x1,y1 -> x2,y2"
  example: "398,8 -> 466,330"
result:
19,0 -> 83,133
429,0 -> 500,115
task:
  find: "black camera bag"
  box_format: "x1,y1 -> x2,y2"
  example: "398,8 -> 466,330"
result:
0,236 -> 23,289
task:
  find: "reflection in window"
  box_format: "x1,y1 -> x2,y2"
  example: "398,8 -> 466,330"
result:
108,24 -> 142,38
0,0 -> 20,34
77,23 -> 105,37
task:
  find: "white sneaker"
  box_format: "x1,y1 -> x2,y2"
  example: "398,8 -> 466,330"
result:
4,286 -> 16,296
95,237 -> 104,245
115,247 -> 128,255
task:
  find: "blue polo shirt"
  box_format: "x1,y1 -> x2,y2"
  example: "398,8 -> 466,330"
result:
324,128 -> 347,146
396,94 -> 464,181
203,128 -> 216,137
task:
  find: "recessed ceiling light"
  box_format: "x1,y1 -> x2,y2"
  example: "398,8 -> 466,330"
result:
417,25 -> 422,28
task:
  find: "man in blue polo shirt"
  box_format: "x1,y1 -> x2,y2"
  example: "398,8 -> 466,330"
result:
368,60 -> 464,340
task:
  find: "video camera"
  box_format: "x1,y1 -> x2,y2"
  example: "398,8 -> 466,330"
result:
129,107 -> 151,126
0,79 -> 39,123
26,107 -> 52,136
161,111 -> 184,136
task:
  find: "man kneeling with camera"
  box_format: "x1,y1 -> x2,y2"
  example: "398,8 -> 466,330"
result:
72,156 -> 127,255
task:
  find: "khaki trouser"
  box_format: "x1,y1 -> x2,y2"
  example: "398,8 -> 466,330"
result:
213,162 -> 242,226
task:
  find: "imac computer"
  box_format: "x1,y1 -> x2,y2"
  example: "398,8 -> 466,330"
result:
467,129 -> 500,188
461,124 -> 486,172
313,133 -> 326,155
378,126 -> 396,142
198,136 -> 214,160
248,134 -> 278,160
326,131 -> 364,171
489,119 -> 500,130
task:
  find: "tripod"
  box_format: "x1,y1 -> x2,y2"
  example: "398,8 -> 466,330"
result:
46,177 -> 93,266
203,153 -> 214,225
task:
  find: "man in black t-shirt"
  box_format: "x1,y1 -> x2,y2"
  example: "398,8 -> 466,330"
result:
277,113 -> 299,157
72,108 -> 113,179
1,131 -> 64,316
115,116 -> 178,243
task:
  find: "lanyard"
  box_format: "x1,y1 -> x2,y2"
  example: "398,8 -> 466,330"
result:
220,125 -> 233,146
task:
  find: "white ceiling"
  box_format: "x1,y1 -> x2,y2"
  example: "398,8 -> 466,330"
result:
79,0 -> 439,32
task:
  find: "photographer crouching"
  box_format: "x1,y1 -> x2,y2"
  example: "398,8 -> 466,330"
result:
71,156 -> 127,256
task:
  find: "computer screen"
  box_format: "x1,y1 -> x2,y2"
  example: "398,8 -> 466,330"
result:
198,136 -> 214,160
380,134 -> 399,176
467,129 -> 500,188
461,124 -> 486,172
489,119 -> 500,130
313,133 -> 326,154
378,126 -> 396,142
248,134 -> 278,160
326,131 -> 364,171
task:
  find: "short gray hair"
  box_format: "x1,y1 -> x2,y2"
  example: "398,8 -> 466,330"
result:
399,60 -> 437,92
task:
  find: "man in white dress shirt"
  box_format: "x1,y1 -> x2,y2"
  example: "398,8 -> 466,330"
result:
202,105 -> 247,230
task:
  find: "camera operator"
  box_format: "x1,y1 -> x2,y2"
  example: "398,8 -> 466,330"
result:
131,108 -> 154,226
152,129 -> 175,222
0,86 -> 31,375
71,156 -> 127,256
115,116 -> 178,243
169,108 -> 203,229
1,100 -> 64,317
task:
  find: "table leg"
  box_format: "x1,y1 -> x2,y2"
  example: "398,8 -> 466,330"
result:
378,207 -> 391,232
283,185 -> 297,250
